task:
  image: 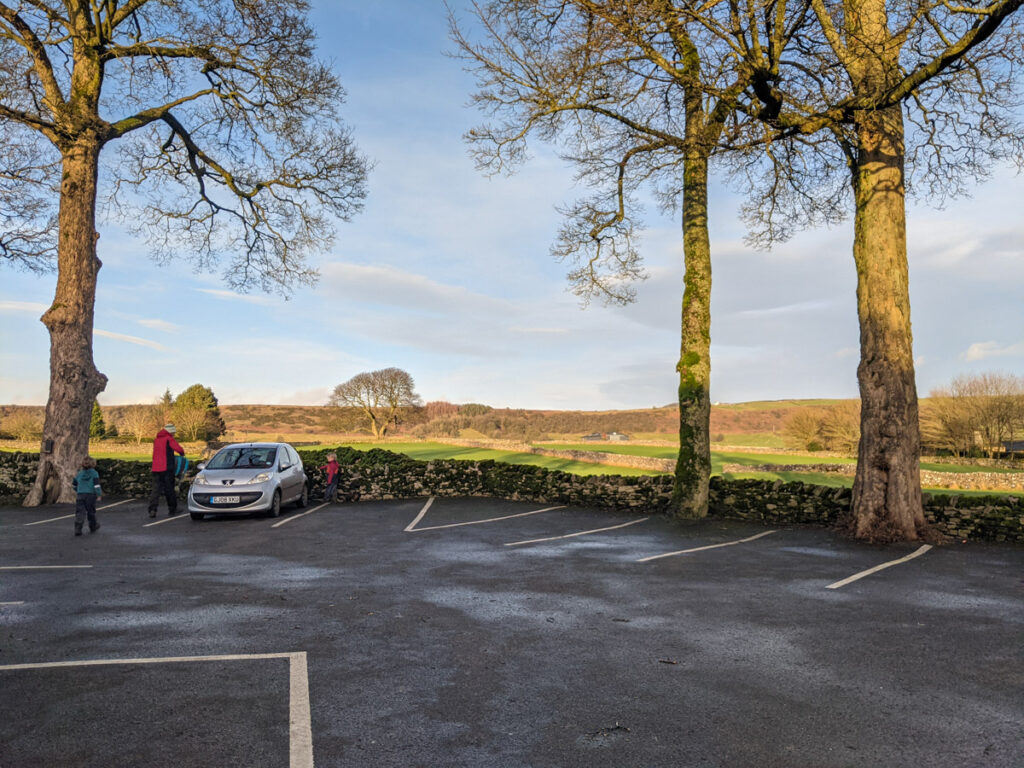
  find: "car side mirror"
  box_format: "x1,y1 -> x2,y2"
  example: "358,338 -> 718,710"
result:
197,462 -> 206,471
279,461 -> 291,471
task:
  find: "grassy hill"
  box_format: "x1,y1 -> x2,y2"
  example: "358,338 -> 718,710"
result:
0,399 -> 850,445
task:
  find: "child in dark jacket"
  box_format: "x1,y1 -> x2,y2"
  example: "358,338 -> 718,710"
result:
73,456 -> 102,536
318,453 -> 340,502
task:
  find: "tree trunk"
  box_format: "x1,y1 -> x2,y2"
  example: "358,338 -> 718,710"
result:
672,147 -> 712,518
24,137 -> 108,506
845,0 -> 926,541
848,103 -> 925,541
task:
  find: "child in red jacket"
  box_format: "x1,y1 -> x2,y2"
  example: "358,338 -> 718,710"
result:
318,453 -> 340,502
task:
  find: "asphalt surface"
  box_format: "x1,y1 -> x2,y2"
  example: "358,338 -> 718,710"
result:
1,496 -> 1022,767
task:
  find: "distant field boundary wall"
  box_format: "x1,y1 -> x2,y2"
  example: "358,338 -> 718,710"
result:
724,462 -> 1024,492
2,449 -> 1021,543
441,438 -> 677,472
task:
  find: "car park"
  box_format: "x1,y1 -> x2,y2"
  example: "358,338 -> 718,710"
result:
187,442 -> 308,519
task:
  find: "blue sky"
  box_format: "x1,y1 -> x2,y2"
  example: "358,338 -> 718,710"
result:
1,1 -> 1023,409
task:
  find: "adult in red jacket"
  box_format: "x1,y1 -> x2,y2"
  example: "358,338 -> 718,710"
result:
149,424 -> 185,518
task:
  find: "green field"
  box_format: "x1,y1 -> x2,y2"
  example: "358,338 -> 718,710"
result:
711,432 -> 787,448
332,442 -> 662,476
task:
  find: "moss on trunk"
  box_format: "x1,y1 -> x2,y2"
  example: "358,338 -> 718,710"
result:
672,148 -> 712,519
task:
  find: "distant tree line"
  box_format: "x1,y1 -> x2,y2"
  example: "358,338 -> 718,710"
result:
921,373 -> 1024,458
781,373 -> 1024,458
0,385 -> 225,445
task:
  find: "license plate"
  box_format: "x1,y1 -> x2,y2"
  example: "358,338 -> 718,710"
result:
212,496 -> 240,504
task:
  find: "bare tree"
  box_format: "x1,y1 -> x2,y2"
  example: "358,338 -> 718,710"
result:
118,404 -> 162,445
452,0 -> 809,518
783,409 -> 827,451
820,402 -> 860,455
0,1 -> 369,505
1,409 -> 44,441
923,373 -> 1024,458
328,368 -> 422,439
726,0 -> 1024,539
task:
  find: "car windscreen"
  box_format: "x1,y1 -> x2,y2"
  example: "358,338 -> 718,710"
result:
206,446 -> 278,470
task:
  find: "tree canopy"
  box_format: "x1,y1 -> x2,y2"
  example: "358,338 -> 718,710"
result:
1,0 -> 368,505
328,369 -> 422,439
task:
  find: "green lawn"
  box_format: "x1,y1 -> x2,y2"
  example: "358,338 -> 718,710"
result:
335,442 -> 662,477
539,443 -> 680,459
712,432 -> 788,448
722,470 -> 853,488
540,443 -> 859,474
920,460 -> 1019,474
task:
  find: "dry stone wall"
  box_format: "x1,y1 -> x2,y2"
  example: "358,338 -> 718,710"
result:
724,462 -> 1024,492
2,449 -> 1021,543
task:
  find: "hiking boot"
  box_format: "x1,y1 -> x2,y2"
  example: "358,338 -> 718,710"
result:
168,509 -> 178,517
74,523 -> 83,536
89,523 -> 100,533
148,509 -> 157,518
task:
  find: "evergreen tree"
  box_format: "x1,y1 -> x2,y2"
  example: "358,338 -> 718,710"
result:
89,400 -> 105,439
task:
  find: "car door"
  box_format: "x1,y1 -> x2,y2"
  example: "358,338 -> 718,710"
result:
277,447 -> 299,502
286,445 -> 305,501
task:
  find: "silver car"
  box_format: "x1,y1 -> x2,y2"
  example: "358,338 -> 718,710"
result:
187,442 -> 309,520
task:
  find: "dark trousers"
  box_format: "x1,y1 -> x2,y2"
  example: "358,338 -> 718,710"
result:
325,476 -> 339,502
148,470 -> 177,514
75,493 -> 97,529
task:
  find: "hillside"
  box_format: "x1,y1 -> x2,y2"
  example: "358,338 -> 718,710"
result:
0,400 -> 849,442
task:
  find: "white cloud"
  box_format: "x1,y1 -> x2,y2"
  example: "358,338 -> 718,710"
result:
733,300 -> 834,320
0,301 -> 47,314
321,262 -> 514,315
94,329 -> 169,351
964,340 -> 1024,361
508,326 -> 570,335
197,289 -> 276,306
137,318 -> 180,332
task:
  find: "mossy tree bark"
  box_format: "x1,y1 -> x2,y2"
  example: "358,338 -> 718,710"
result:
845,0 -> 925,540
673,147 -> 712,519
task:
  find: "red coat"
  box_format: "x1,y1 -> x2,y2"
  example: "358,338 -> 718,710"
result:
152,429 -> 185,472
318,459 -> 339,481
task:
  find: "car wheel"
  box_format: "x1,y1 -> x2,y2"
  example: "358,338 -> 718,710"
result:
295,483 -> 308,509
190,512 -> 205,521
269,489 -> 282,518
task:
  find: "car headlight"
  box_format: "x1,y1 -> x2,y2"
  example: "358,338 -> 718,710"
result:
194,473 -> 208,485
247,472 -> 271,484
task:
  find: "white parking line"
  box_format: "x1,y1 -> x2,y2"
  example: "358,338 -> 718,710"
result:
143,513 -> 190,528
505,517 -> 650,546
826,545 -> 933,590
0,601 -> 25,606
404,497 -> 435,532
637,530 -> 778,562
0,565 -> 92,570
408,505 -> 566,532
271,503 -> 330,528
23,500 -> 132,526
25,514 -> 75,526
0,651 -> 314,768
289,651 -> 314,767
98,499 -> 131,510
